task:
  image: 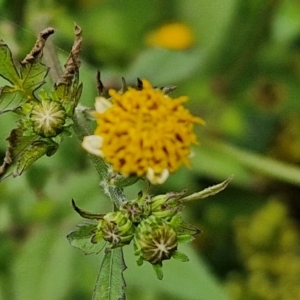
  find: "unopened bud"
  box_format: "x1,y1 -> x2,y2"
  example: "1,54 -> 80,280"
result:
30,99 -> 66,137
94,211 -> 134,248
134,216 -> 178,265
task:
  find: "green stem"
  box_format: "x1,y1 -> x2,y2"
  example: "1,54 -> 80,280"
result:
72,105 -> 109,181
72,105 -> 126,207
208,138 -> 300,187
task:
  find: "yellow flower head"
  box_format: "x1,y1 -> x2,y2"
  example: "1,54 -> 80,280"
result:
82,79 -> 204,184
146,23 -> 195,50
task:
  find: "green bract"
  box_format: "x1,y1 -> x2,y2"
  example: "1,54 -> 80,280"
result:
29,99 -> 66,137
92,211 -> 135,248
133,216 -> 178,265
70,187 -> 201,279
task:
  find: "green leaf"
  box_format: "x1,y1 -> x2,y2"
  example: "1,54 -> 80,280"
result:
181,175 -> 233,202
172,251 -> 189,262
92,248 -> 126,300
71,199 -> 105,220
111,175 -> 139,188
0,129 -> 59,181
173,218 -> 201,237
0,41 -> 20,85
0,87 -> 25,114
0,38 -> 50,114
177,234 -> 195,244
200,140 -> 300,188
67,223 -> 106,255
19,61 -> 49,92
152,264 -> 163,280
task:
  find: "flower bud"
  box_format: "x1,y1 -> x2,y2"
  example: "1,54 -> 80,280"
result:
30,99 -> 66,137
134,216 -> 178,265
94,211 -> 134,248
150,192 -> 184,220
120,201 -> 145,224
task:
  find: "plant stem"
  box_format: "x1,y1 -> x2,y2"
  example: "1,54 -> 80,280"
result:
72,105 -> 109,181
208,138 -> 300,187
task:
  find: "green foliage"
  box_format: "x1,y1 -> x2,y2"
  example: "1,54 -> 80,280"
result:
92,248 -> 126,300
68,183 -> 230,281
0,40 -> 48,113
2,0 -> 300,299
67,223 -> 106,255
0,26 -> 82,181
12,228 -> 73,300
225,199 -> 300,300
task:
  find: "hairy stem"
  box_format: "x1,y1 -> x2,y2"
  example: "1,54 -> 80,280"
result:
72,105 -> 109,181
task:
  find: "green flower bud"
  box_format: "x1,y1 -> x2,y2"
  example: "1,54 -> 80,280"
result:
120,201 -> 145,224
150,192 -> 184,220
30,99 -> 66,137
134,216 -> 178,266
94,211 -> 134,248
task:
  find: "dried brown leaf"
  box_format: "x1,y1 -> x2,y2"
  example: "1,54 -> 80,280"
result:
20,27 -> 55,65
58,24 -> 82,86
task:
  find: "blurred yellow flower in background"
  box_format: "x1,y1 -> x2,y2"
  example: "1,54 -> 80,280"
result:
145,22 -> 195,50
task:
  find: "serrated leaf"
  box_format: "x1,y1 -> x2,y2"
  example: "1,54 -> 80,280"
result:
0,41 -> 20,85
0,88 -> 25,113
92,248 -> 126,300
67,223 -> 106,254
0,60 -> 49,114
14,139 -> 58,176
0,32 -> 51,114
0,129 -> 59,181
19,61 -> 49,91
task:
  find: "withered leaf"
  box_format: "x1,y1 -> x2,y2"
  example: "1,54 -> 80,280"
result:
20,27 -> 55,65
0,29 -> 53,114
0,129 -> 59,181
57,24 -> 82,87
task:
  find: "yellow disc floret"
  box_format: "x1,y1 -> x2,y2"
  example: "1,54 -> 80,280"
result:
82,79 -> 204,184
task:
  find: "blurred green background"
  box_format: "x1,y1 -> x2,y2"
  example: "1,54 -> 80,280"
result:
1,0 -> 300,299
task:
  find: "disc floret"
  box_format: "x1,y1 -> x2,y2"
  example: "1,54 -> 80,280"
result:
82,79 -> 204,184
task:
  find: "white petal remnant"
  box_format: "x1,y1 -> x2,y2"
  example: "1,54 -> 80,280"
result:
82,79 -> 204,184
146,168 -> 169,185
82,135 -> 104,157
95,96 -> 112,114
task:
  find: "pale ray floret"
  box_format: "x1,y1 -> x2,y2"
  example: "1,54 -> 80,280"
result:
82,135 -> 104,157
82,79 -> 204,184
95,96 -> 112,114
146,168 -> 169,185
